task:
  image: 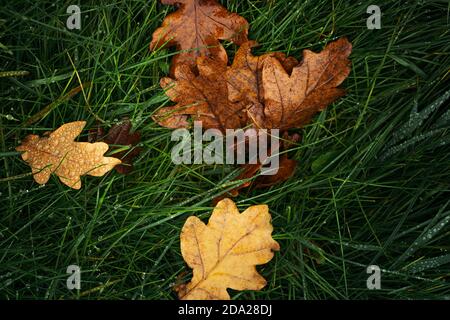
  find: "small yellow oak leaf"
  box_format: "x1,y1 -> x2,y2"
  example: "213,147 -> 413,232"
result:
16,121 -> 121,189
177,198 -> 280,300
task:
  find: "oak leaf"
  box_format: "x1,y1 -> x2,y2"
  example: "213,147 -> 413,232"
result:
177,198 -> 279,300
249,38 -> 352,129
153,57 -> 247,131
252,155 -> 297,189
227,41 -> 298,109
16,121 -> 121,189
150,0 -> 249,74
213,132 -> 300,204
249,131 -> 300,189
88,119 -> 142,174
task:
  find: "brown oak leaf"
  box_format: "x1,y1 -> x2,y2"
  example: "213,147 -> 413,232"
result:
150,0 -> 249,74
89,119 -> 142,175
176,198 -> 279,300
153,57 -> 247,131
252,154 -> 297,189
213,132 -> 300,204
16,121 -> 121,189
249,37 -> 352,129
152,35 -> 352,198
227,41 -> 298,110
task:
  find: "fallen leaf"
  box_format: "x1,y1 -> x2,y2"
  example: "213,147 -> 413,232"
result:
249,38 -> 352,129
253,155 -> 297,188
153,57 -> 247,131
177,198 -> 279,300
213,131 -> 300,204
227,41 -> 298,110
249,132 -> 299,189
212,156 -> 296,205
150,0 -> 248,74
152,28 -> 351,195
16,121 -> 121,189
89,119 -> 142,174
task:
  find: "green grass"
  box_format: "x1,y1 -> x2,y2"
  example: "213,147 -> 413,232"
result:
1,0 -> 450,300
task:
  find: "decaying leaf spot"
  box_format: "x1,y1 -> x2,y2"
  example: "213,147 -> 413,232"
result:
16,121 -> 121,189
177,198 -> 280,300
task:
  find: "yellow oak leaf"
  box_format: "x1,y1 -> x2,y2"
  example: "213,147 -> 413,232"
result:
16,121 -> 121,189
177,198 -> 280,300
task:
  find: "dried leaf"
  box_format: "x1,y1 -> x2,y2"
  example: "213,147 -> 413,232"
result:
177,198 -> 279,300
150,0 -> 248,74
227,41 -> 298,109
89,119 -> 142,174
152,30 -> 351,195
249,38 -> 352,129
213,131 -> 299,204
253,155 -> 297,188
249,132 -> 299,189
213,156 -> 297,205
16,121 -> 121,189
153,57 -> 247,131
